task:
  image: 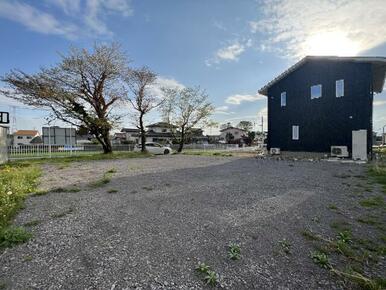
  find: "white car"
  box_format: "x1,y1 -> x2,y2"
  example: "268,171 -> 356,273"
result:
134,142 -> 172,155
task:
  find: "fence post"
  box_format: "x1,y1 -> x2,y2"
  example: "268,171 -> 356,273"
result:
48,126 -> 52,158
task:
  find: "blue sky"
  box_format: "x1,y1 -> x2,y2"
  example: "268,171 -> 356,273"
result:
0,0 -> 386,134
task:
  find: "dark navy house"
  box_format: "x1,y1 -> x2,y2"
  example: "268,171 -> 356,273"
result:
259,56 -> 386,157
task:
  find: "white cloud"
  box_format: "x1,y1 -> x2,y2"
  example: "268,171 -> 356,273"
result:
149,76 -> 185,98
374,100 -> 386,106
47,0 -> 81,14
217,43 -> 245,61
84,0 -> 133,36
252,0 -> 386,58
206,39 -> 252,66
0,0 -> 133,39
225,94 -> 265,105
214,105 -> 235,115
0,1 -> 78,39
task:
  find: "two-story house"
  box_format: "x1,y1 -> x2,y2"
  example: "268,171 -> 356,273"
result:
219,127 -> 246,143
259,56 -> 386,159
145,122 -> 176,143
13,130 -> 40,146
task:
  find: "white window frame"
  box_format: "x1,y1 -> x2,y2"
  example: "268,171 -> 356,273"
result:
310,84 -> 322,99
336,79 -> 344,98
292,125 -> 299,140
280,92 -> 286,107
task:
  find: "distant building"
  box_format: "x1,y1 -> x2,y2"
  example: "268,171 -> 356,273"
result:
145,122 -> 176,144
119,122 -> 209,144
120,128 -> 141,143
186,128 -> 208,144
42,126 -> 76,146
259,56 -> 386,158
13,130 -> 40,146
219,127 -> 246,143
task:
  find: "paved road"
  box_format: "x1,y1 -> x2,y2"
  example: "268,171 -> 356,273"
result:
0,155 -> 374,289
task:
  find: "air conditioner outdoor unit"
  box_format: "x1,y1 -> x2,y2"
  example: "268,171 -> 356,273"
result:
270,148 -> 281,155
331,146 -> 349,157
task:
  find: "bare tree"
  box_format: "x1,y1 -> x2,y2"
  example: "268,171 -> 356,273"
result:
161,86 -> 214,152
125,67 -> 161,152
1,43 -> 128,153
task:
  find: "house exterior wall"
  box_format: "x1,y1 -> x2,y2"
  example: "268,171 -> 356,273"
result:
13,132 -> 39,146
14,135 -> 34,145
147,126 -> 172,133
220,128 -> 246,140
267,60 -> 373,154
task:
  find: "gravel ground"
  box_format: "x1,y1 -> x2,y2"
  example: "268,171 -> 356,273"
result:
0,155 -> 384,289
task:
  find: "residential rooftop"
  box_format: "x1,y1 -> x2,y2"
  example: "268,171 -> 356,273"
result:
14,130 -> 39,136
259,56 -> 386,96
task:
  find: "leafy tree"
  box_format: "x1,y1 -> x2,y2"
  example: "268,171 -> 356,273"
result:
225,132 -> 234,143
248,131 -> 256,141
237,120 -> 253,132
220,122 -> 232,130
161,86 -> 214,152
125,67 -> 161,152
1,43 -> 128,153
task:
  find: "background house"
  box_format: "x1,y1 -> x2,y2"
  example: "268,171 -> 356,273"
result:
13,130 -> 40,146
259,56 -> 386,158
219,127 -> 246,143
120,128 -> 140,143
145,122 -> 176,144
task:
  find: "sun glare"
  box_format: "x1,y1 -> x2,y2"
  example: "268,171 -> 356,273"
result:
303,31 -> 361,56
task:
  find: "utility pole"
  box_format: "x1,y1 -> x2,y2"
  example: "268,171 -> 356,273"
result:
383,125 -> 386,145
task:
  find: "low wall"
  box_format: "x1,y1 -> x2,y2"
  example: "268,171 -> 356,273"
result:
0,126 -> 9,164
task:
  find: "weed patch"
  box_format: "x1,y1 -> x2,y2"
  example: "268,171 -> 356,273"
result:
51,207 -> 74,218
0,226 -> 32,248
195,263 -> 218,287
301,229 -> 321,241
328,204 -> 338,210
330,220 -> 351,232
228,243 -> 241,260
0,164 -> 40,248
279,239 -> 291,254
359,196 -> 384,208
310,251 -> 330,268
23,220 -> 41,227
53,187 -> 81,193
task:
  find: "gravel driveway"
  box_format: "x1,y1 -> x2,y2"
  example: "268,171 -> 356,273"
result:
0,155 -> 382,289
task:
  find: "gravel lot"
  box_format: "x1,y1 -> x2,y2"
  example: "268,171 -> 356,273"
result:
0,155 -> 384,289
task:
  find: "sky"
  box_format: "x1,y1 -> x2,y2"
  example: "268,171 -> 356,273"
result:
0,0 -> 386,135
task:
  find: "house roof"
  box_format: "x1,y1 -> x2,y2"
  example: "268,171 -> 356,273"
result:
219,127 -> 246,133
121,128 -> 140,133
146,122 -> 177,128
132,132 -> 176,138
258,56 -> 386,96
30,136 -> 43,144
14,130 -> 39,136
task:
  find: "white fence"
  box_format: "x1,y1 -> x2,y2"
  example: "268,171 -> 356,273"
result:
9,144 -> 135,160
8,143 -> 251,160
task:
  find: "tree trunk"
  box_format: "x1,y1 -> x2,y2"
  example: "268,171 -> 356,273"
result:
177,129 -> 185,153
139,113 -> 146,152
101,130 -> 113,154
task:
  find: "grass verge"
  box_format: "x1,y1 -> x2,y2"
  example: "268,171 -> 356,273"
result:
0,163 -> 41,248
11,151 -> 152,166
